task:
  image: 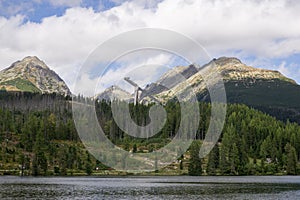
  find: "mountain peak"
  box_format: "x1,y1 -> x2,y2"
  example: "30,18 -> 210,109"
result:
210,57 -> 296,84
104,85 -> 128,93
22,56 -> 41,62
18,56 -> 49,70
0,56 -> 70,95
212,57 -> 242,66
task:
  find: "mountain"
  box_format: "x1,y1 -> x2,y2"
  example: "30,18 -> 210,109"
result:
127,57 -> 300,123
96,85 -> 132,102
148,57 -> 295,100
0,56 -> 70,96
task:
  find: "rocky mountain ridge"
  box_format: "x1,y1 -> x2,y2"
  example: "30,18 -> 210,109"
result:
101,57 -> 295,103
214,57 -> 295,83
96,56 -> 300,123
153,57 -> 296,102
0,56 -> 71,96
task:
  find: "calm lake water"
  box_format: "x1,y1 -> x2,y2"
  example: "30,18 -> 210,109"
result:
0,176 -> 299,199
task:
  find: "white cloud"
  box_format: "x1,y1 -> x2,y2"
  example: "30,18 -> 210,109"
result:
94,51 -> 176,95
1,0 -> 300,93
71,50 -> 177,96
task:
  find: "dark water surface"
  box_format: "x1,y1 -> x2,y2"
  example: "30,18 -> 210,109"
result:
0,176 -> 299,199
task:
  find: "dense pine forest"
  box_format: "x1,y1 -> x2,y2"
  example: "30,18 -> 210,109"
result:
0,92 -> 299,176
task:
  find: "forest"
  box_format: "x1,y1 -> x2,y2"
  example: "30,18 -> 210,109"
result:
0,92 -> 299,176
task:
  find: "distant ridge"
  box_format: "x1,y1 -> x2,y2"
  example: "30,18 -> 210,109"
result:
96,85 -> 132,102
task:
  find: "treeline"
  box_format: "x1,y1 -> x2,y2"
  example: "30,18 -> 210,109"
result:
0,93 -> 299,175
94,99 -> 300,175
94,100 -> 300,175
190,104 -> 300,175
0,93 -> 106,176
0,91 -> 71,111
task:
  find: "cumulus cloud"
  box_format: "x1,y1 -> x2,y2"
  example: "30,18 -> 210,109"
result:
84,51 -> 182,96
0,0 -> 300,92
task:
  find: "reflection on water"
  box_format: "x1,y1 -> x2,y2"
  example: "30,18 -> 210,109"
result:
0,176 -> 299,199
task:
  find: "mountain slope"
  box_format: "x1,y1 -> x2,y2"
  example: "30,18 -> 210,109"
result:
0,56 -> 70,96
154,57 -> 295,99
142,57 -> 300,123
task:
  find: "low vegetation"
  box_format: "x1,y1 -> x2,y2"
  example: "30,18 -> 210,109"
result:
0,78 -> 41,93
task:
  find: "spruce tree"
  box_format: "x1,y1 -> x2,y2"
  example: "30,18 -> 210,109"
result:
285,143 -> 297,175
207,144 -> 219,175
85,151 -> 93,175
188,141 -> 202,176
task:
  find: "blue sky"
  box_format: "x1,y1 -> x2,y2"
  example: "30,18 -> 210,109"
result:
0,0 -> 117,22
0,0 -> 300,94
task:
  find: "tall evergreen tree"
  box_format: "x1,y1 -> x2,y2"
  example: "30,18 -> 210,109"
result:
285,143 -> 297,175
188,141 -> 202,176
207,144 -> 219,175
85,151 -> 93,175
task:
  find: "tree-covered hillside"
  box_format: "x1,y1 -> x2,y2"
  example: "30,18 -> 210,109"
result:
0,92 -> 299,176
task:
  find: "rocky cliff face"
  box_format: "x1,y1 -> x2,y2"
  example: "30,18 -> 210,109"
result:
0,56 -> 71,96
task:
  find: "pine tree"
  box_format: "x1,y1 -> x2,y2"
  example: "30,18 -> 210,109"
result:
32,129 -> 48,176
229,143 -> 239,175
56,148 -> 67,175
219,126 -> 233,174
188,141 -> 202,176
85,151 -> 93,175
39,151 -> 48,175
285,143 -> 297,175
32,155 -> 39,176
207,144 -> 219,175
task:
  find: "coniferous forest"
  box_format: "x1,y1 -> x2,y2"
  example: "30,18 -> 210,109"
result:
0,91 -> 299,176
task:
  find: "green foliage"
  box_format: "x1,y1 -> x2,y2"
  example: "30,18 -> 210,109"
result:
207,144 -> 219,175
285,143 -> 297,175
224,80 -> 300,123
188,141 -> 202,176
85,151 -> 93,175
132,144 -> 137,153
54,166 -> 60,175
0,93 -> 299,176
0,78 -> 41,93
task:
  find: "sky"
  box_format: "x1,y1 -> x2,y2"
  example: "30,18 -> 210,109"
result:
0,0 -> 300,95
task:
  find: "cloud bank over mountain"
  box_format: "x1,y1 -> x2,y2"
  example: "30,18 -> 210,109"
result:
0,0 -> 300,91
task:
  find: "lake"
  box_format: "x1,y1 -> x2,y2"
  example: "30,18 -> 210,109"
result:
0,176 -> 299,199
